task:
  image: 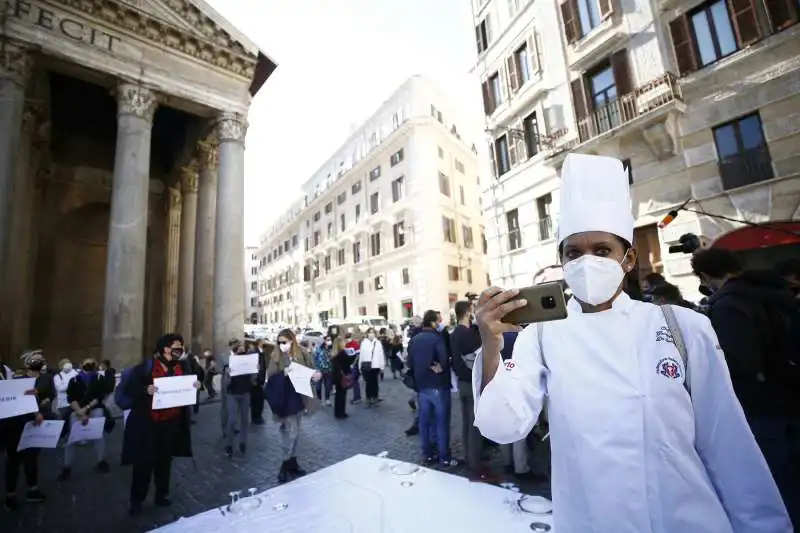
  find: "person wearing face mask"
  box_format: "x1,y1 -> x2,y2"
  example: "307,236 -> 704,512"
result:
121,333 -> 200,516
250,340 -> 272,425
358,328 -> 386,407
57,358 -> 111,481
1,351 -> 54,511
264,329 -> 321,483
472,153 -> 791,533
312,336 -> 334,406
54,359 -> 78,420
222,340 -> 256,458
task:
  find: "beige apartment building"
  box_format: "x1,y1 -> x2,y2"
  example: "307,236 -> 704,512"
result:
472,0 -> 800,298
256,76 -> 488,326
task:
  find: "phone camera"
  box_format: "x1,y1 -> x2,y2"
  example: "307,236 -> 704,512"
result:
541,296 -> 556,309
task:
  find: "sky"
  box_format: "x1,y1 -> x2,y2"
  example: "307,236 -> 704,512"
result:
203,0 -> 482,245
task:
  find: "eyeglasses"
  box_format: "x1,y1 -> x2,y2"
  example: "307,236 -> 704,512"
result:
278,341 -> 289,345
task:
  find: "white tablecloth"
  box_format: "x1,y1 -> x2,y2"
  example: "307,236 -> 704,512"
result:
150,454 -> 554,532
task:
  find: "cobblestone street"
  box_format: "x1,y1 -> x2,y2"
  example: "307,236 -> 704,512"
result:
1,378 -> 549,533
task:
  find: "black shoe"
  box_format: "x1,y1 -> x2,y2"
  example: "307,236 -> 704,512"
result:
288,457 -> 306,476
154,496 -> 171,507
277,461 -> 289,484
56,467 -> 71,482
25,488 -> 45,503
129,501 -> 143,516
96,460 -> 111,473
225,446 -> 233,458
405,425 -> 419,436
334,413 -> 349,419
239,443 -> 247,455
3,495 -> 20,511
252,418 -> 265,425
423,456 -> 435,466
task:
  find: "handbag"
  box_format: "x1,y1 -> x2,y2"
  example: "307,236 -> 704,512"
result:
360,342 -> 375,374
340,374 -> 354,389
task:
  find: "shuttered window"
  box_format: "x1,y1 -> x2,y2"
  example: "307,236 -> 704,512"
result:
571,78 -> 589,141
561,0 -> 581,43
764,0 -> 799,31
728,0 -> 763,45
669,15 -> 699,75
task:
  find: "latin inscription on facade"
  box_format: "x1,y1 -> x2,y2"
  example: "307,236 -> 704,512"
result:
8,0 -> 122,53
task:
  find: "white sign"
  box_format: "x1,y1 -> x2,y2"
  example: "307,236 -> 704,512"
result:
0,378 -> 39,420
152,375 -> 197,410
286,362 -> 315,397
18,419 -> 65,451
229,353 -> 258,376
67,416 -> 104,445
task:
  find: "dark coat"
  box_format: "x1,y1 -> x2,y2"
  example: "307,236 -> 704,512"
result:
120,359 -> 193,466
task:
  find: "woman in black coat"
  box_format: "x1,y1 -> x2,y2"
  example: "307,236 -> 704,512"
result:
121,333 -> 199,516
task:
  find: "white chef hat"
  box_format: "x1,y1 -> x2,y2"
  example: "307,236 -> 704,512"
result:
556,153 -> 635,245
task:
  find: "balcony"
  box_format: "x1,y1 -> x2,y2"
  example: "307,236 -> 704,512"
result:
718,147 -> 774,191
547,73 -> 685,164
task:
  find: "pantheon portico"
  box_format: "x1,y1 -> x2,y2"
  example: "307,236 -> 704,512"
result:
0,0 -> 276,368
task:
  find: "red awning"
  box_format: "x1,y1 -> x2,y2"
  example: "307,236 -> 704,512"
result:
711,221 -> 800,252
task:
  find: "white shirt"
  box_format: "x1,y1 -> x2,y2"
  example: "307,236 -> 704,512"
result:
358,338 -> 386,370
54,369 -> 78,409
473,293 -> 790,533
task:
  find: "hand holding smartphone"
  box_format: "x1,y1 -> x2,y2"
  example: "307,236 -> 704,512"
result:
500,282 -> 568,325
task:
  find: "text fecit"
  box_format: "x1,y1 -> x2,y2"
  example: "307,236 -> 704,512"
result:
9,0 -> 122,53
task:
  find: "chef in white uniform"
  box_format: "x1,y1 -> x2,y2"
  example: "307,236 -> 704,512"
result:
472,153 -> 791,533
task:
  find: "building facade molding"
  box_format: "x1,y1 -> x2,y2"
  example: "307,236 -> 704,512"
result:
0,39 -> 34,87
116,82 -> 159,122
196,140 -> 219,171
216,113 -> 247,144
180,162 -> 199,194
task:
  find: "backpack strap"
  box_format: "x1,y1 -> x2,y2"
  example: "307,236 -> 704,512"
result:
660,304 -> 691,395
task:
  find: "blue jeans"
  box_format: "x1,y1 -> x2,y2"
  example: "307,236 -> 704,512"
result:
419,388 -> 450,462
314,372 -> 332,400
350,367 -> 362,401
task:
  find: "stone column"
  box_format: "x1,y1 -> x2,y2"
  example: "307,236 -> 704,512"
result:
0,42 -> 32,353
102,82 -> 158,369
177,163 -> 198,342
163,187 -> 182,332
192,141 -> 218,352
212,114 -> 247,360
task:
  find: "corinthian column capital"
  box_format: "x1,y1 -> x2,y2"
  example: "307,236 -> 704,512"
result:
180,163 -> 199,194
196,140 -> 219,171
166,187 -> 182,213
0,40 -> 33,87
216,113 -> 248,144
116,82 -> 159,122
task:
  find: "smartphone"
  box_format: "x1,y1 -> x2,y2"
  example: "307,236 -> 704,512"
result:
501,282 -> 568,325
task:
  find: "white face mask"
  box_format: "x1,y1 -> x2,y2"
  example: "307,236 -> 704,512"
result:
62,363 -> 73,373
563,252 -> 628,306
279,343 -> 291,353
367,333 -> 375,341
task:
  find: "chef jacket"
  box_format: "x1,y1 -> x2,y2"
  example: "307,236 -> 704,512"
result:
472,292 -> 791,533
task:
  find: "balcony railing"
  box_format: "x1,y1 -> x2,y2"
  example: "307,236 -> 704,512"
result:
577,73 -> 683,144
718,147 -> 774,191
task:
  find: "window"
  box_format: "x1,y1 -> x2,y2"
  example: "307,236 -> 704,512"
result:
475,16 -> 491,54
493,135 -> 510,177
370,192 -> 380,214
324,202 -> 333,214
313,260 -> 320,279
393,221 -> 406,248
390,149 -> 404,166
352,181 -> 362,194
439,172 -> 451,196
391,176 -> 405,202
506,209 -> 522,250
588,64 -> 620,133
374,275 -> 385,291
459,185 -> 465,205
358,306 -> 367,315
327,222 -> 334,237
571,51 -> 632,140
250,281 -> 257,290
560,0 -> 610,43
523,112 -> 540,158
481,71 -> 504,115
283,240 -> 290,252
313,230 -> 320,246
467,269 -> 473,284
462,225 -> 474,248
304,237 -> 309,251
438,146 -> 444,158
442,216 -> 457,243
324,254 -> 331,272
337,192 -> 347,205
448,265 -> 461,281
337,247 -> 346,266
370,232 -> 381,256
353,242 -> 362,264
369,166 -> 381,181
358,280 -> 365,294
712,113 -> 773,190
536,194 -> 553,240
402,267 -> 410,285
340,213 -> 346,232
764,0 -> 800,33
481,228 -> 488,254
291,235 -> 298,247
455,159 -> 465,173
355,204 -> 361,223
516,43 -> 531,85
313,211 -> 321,222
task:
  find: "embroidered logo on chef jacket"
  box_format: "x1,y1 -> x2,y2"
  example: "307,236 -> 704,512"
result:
655,325 -> 674,345
504,360 -> 516,371
656,356 -> 682,380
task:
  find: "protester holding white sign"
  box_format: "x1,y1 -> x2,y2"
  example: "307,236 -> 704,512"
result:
121,333 -> 200,517
66,417 -> 105,445
228,352 -> 259,376
0,377 -> 39,420
0,350 -> 54,511
17,420 -> 65,451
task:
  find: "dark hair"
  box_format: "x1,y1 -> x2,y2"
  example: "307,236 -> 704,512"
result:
776,258 -> 800,278
558,235 -> 644,301
422,309 -> 439,328
454,300 -> 471,321
156,333 -> 184,356
650,282 -> 682,302
379,327 -> 387,335
277,329 -> 296,342
643,272 -> 666,286
691,249 -> 742,279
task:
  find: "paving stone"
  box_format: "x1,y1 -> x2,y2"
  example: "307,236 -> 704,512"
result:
0,377 -> 549,533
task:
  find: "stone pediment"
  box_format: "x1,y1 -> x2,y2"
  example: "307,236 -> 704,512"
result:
61,0 -> 258,77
